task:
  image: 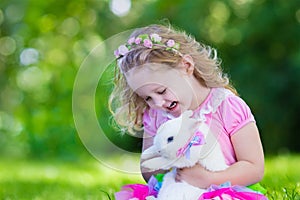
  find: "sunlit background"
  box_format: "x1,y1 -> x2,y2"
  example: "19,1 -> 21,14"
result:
0,0 -> 300,198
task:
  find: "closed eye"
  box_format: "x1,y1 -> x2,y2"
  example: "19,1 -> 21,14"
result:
157,88 -> 166,95
167,136 -> 174,143
145,96 -> 151,101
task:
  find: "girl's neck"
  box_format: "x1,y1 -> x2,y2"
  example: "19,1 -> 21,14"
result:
190,77 -> 211,111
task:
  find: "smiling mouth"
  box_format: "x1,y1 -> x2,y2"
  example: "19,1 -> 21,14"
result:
167,101 -> 177,110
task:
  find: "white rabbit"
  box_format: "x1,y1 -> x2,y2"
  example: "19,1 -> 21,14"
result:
141,110 -> 229,200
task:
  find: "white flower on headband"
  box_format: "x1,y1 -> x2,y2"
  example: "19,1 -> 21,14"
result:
114,33 -> 181,58
127,37 -> 135,45
150,33 -> 162,43
114,45 -> 129,57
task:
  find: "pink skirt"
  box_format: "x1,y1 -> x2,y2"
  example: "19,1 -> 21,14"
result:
199,183 -> 268,200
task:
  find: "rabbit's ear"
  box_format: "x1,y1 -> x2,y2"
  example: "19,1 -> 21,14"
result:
141,146 -> 159,160
141,157 -> 173,171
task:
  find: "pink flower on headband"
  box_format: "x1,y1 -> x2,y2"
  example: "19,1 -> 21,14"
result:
143,39 -> 153,48
166,39 -> 175,47
135,37 -> 142,44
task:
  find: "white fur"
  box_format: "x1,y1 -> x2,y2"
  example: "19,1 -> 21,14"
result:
141,110 -> 229,200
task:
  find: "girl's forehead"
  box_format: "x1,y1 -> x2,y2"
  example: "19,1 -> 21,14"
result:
124,63 -> 183,91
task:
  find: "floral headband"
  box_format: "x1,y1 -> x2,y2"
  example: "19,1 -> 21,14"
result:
114,33 -> 182,58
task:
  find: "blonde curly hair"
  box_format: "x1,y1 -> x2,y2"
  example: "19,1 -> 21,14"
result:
109,24 -> 236,135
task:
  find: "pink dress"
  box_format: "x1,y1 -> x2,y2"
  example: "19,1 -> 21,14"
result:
143,87 -> 255,165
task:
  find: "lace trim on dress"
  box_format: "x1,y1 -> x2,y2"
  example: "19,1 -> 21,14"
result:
193,88 -> 233,122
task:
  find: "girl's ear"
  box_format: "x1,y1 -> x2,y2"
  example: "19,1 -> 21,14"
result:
181,54 -> 195,75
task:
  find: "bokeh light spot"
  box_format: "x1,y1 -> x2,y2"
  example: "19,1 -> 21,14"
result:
47,48 -> 68,66
60,17 -> 80,37
110,0 -> 131,17
20,48 -> 39,66
0,36 -> 16,56
0,111 -> 23,136
16,66 -> 48,92
210,1 -> 230,24
4,3 -> 24,23
39,14 -> 56,33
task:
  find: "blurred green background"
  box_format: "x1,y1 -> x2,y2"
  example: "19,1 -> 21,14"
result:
0,0 -> 300,161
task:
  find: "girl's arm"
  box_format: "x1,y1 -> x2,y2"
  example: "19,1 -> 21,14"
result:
140,131 -> 168,182
176,122 -> 265,188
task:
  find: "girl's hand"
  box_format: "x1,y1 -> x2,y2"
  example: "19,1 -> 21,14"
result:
175,123 -> 265,188
175,164 -> 213,188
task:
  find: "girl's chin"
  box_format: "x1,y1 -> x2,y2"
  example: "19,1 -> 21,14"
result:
167,105 -> 184,117
172,113 -> 181,118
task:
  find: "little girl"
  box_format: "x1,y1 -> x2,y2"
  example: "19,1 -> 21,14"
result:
110,24 -> 266,199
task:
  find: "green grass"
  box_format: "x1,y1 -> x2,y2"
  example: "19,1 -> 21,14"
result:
0,157 -> 144,200
0,154 -> 299,199
262,154 -> 300,199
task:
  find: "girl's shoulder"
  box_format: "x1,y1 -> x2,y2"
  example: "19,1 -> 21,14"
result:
193,87 -> 254,122
193,87 -> 235,117
211,88 -> 256,135
212,87 -> 253,114
203,87 -> 251,113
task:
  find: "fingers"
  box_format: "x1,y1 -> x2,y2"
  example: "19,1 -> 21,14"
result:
175,173 -> 181,182
175,168 -> 183,182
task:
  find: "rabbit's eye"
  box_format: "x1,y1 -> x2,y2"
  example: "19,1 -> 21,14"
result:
167,136 -> 174,143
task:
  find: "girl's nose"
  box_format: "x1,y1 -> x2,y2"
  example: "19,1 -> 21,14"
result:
152,98 -> 165,108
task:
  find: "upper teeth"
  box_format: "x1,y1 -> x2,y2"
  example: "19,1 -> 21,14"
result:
169,102 -> 176,108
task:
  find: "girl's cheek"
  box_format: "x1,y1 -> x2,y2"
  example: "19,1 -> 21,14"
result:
166,91 -> 177,100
